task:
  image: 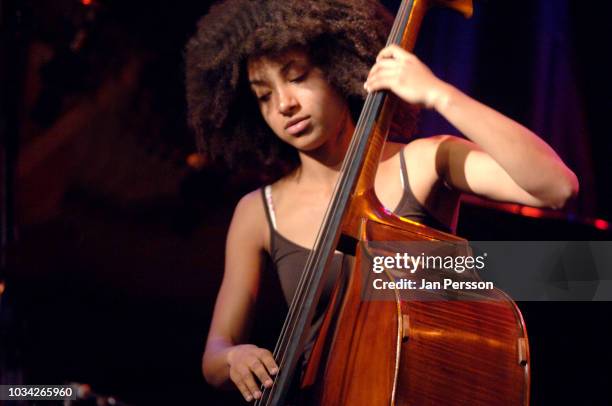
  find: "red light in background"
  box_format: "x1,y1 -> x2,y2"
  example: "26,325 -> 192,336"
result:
186,153 -> 207,170
81,0 -> 92,6
594,219 -> 610,231
519,206 -> 544,218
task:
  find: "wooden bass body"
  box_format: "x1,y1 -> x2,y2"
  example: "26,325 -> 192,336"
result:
303,213 -> 530,405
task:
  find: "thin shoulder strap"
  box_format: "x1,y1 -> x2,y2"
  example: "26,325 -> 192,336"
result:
399,147 -> 408,190
262,185 -> 278,230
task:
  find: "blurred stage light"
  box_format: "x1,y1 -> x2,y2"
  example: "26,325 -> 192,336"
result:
594,219 -> 610,231
519,206 -> 544,218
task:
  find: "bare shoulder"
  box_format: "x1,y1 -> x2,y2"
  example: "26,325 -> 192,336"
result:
404,135 -> 469,178
234,188 -> 266,216
402,136 -> 450,181
229,188 -> 269,253
262,171 -> 304,211
379,139 -> 445,190
403,135 -> 455,156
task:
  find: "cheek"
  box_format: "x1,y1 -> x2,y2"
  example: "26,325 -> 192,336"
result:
321,90 -> 348,122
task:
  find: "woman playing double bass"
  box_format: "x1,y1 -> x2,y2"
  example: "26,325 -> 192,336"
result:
185,0 -> 578,402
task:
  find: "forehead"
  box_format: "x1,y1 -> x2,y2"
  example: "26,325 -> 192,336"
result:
247,47 -> 311,80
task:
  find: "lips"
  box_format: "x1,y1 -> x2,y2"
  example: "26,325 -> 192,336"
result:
285,116 -> 311,135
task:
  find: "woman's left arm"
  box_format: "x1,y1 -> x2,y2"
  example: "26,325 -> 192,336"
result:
365,45 -> 579,209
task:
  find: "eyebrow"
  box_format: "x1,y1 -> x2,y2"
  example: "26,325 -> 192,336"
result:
249,59 -> 303,87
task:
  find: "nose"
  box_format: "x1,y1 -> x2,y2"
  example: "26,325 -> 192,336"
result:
277,86 -> 299,115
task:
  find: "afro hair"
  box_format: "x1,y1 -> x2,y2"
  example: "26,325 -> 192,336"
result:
185,0 -> 418,169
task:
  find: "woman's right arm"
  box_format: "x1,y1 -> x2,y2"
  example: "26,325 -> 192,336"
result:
203,190 -> 279,402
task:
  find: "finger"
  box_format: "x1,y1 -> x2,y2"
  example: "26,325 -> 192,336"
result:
258,349 -> 279,376
231,369 -> 256,402
365,71 -> 399,92
234,380 -> 254,402
241,368 -> 263,400
376,45 -> 400,61
368,66 -> 401,81
368,59 -> 401,79
376,44 -> 413,62
250,360 -> 273,388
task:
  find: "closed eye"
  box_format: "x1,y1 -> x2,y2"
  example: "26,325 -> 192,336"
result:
289,71 -> 308,83
257,93 -> 271,102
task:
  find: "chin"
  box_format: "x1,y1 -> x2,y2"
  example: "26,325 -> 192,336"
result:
285,127 -> 325,150
298,132 -> 332,151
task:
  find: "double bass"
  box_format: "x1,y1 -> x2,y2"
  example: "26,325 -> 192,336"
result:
257,0 -> 530,404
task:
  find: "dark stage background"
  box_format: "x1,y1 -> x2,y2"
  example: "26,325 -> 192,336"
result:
1,0 -> 611,405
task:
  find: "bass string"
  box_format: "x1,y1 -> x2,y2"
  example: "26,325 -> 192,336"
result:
269,1 -> 411,379
271,88 -> 380,364
281,2 -> 412,333
274,0 -> 411,355
266,0 -> 412,396
274,69 -> 384,336
271,69 -> 384,357
265,101 -> 380,405
269,93 -> 389,391
279,0 -> 414,336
